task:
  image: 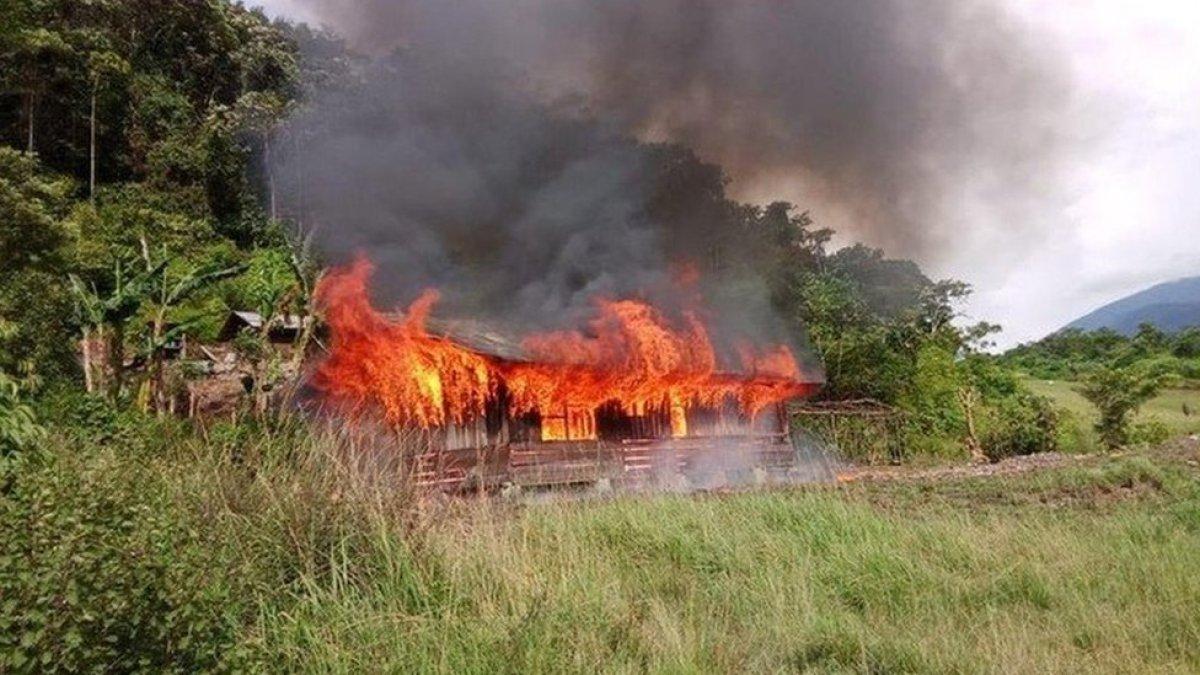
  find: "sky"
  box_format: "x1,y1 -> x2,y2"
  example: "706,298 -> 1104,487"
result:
253,0 -> 1200,348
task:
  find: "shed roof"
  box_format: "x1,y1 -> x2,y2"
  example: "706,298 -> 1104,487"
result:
218,311 -> 308,342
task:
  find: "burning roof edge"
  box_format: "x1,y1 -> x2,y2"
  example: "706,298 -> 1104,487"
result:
425,317 -> 534,362
423,317 -> 825,385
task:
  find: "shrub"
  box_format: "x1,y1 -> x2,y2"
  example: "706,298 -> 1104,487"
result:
1130,417 -> 1171,446
0,419 -> 432,673
980,392 -> 1060,461
35,386 -> 189,455
0,373 -> 43,459
1053,411 -> 1095,455
0,446 -> 252,672
899,344 -> 964,437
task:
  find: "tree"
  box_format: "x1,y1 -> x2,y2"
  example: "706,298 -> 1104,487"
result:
1171,327 -> 1200,359
225,91 -> 290,221
7,27 -> 73,153
0,148 -> 76,380
0,147 -> 71,273
86,49 -> 129,202
1078,366 -> 1166,450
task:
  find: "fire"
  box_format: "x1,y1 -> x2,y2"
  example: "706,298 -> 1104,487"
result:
312,260 -> 493,428
313,258 -> 814,438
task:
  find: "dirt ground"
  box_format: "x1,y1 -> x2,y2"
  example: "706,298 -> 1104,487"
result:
838,434 -> 1200,485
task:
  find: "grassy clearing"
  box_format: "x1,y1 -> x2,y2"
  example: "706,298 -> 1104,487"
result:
1025,379 -> 1200,442
6,424 -> 1200,673
254,446 -> 1200,673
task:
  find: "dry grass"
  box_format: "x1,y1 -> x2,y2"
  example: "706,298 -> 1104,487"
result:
240,438 -> 1200,673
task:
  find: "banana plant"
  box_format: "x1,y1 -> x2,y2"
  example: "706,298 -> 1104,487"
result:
69,256 -> 168,400
138,251 -> 246,414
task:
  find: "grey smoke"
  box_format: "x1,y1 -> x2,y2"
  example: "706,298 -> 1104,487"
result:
275,0 -> 1073,352
281,56 -> 675,325
282,0 -> 1074,256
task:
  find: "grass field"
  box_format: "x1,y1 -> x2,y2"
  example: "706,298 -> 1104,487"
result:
253,444 -> 1200,673
1024,379 -> 1200,441
7,426 -> 1200,673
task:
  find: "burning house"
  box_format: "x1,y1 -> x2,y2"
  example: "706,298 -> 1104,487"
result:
313,259 -> 826,490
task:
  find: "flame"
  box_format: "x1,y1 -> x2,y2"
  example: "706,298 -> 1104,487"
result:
313,258 -> 814,438
312,259 -> 493,428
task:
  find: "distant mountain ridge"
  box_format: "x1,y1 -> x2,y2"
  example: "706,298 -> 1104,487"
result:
1065,276 -> 1200,335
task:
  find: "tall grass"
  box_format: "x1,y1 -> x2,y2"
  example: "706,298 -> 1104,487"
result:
253,448 -> 1200,673
4,415 -> 1199,672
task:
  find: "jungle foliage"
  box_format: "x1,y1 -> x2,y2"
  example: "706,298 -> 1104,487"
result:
1002,323 -> 1200,383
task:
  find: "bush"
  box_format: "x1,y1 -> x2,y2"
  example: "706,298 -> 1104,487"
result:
980,392 -> 1060,461
0,446 -> 252,672
1053,411 -> 1095,455
899,344 -> 964,437
34,386 -> 188,454
1130,417 -> 1171,446
0,374 -> 44,459
0,420 -> 430,673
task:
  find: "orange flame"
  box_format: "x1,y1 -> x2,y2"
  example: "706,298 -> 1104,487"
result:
313,258 -> 815,438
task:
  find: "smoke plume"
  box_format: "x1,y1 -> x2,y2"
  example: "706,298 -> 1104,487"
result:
275,0 -> 1073,350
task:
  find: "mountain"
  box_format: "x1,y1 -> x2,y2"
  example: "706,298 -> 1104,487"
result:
1066,276 -> 1200,335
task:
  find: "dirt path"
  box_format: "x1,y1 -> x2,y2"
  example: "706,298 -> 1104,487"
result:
837,434 -> 1200,484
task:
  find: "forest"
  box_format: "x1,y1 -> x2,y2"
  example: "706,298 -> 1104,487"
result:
2,2 -> 1198,671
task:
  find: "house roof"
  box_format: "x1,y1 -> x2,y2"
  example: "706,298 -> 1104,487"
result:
426,318 -> 532,362
423,317 -> 824,385
227,312 -> 306,331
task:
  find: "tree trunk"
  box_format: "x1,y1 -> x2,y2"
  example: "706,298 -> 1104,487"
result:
289,313 -> 313,377
151,316 -> 166,415
264,133 -> 277,221
81,327 -> 95,394
93,324 -> 110,395
107,324 -> 124,402
253,357 -> 268,419
89,87 -> 97,202
958,387 -> 987,463
25,93 -> 35,153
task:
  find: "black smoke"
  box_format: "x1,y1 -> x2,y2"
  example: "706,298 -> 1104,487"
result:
274,0 -> 1073,352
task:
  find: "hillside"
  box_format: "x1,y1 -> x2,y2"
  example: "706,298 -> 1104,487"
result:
1067,276 -> 1200,335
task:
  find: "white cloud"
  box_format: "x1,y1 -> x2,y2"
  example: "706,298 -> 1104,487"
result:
963,0 -> 1200,346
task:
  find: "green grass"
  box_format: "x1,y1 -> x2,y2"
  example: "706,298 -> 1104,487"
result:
7,423 -> 1200,673
1025,378 -> 1200,441
253,447 -> 1200,673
